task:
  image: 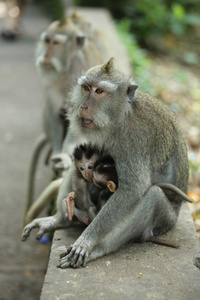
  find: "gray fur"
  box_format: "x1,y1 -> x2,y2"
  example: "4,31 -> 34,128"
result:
22,59 -> 189,269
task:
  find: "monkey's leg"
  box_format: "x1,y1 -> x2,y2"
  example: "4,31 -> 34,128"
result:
66,192 -> 76,221
23,134 -> 48,219
88,205 -> 98,222
21,213 -> 71,242
74,208 -> 90,225
58,186 -> 178,268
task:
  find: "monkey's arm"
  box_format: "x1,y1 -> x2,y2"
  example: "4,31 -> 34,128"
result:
74,207 -> 90,225
21,166 -> 75,241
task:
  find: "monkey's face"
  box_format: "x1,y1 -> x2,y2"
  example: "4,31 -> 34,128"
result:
69,58 -> 138,133
67,59 -> 138,147
93,171 -> 107,188
93,172 -> 116,193
77,80 -> 117,130
75,154 -> 99,182
36,31 -> 67,73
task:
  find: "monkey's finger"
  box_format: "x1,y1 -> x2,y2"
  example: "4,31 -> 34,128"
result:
82,252 -> 89,268
21,223 -> 38,241
36,228 -> 47,240
60,246 -> 75,262
57,259 -> 71,268
59,261 -> 71,269
21,228 -> 31,241
70,246 -> 83,266
73,248 -> 87,268
59,248 -> 72,259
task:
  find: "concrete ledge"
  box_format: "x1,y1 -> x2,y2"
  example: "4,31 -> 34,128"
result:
40,8 -> 200,299
41,204 -> 200,299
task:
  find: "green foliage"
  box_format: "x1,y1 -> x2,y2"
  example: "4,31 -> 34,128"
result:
75,0 -> 200,41
35,0 -> 65,20
189,160 -> 200,173
117,19 -> 152,93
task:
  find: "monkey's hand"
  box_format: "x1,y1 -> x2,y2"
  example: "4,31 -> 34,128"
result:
21,215 -> 68,241
66,192 -> 76,221
51,153 -> 72,173
58,237 -> 92,268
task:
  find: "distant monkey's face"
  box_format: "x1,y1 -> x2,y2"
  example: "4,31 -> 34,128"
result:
36,31 -> 67,73
35,18 -> 87,75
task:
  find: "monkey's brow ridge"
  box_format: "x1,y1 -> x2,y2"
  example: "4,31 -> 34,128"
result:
78,76 -> 118,90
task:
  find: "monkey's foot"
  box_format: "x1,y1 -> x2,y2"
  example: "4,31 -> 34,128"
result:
21,216 -> 65,241
66,192 -> 76,221
58,240 -> 91,268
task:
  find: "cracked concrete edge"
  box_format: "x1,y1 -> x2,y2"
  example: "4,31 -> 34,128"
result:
40,203 -> 200,300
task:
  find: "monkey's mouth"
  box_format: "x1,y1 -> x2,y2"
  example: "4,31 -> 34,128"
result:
81,118 -> 94,128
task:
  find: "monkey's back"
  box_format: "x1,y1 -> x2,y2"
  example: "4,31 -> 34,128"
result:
129,90 -> 189,198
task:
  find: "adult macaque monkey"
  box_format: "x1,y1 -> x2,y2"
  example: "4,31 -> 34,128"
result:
22,58 -> 189,269
25,15 -> 104,215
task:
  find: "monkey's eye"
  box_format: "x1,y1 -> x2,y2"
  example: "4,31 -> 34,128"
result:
88,165 -> 93,170
53,40 -> 59,45
83,85 -> 90,91
96,88 -> 103,94
45,37 -> 50,44
80,167 -> 85,171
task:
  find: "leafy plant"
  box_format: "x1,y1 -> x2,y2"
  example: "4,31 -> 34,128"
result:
117,19 -> 152,93
35,0 -> 65,20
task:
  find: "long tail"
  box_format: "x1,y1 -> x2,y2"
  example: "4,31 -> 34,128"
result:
22,134 -> 48,225
23,178 -> 63,227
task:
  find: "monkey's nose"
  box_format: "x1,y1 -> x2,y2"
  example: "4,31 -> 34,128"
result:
81,106 -> 88,111
44,54 -> 51,62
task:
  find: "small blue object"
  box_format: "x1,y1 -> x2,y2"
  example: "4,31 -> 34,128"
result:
170,103 -> 180,113
40,235 -> 50,244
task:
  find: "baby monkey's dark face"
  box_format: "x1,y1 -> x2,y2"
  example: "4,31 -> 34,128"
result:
75,154 -> 100,182
92,171 -> 117,193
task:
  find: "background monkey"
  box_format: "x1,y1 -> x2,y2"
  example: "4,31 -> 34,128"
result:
22,58 -> 189,269
25,14 -> 105,215
35,15 -> 104,166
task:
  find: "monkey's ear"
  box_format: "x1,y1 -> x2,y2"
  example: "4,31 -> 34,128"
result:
59,17 -> 69,27
127,83 -> 139,102
76,35 -> 85,47
101,57 -> 115,73
71,11 -> 78,21
107,181 -> 116,193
